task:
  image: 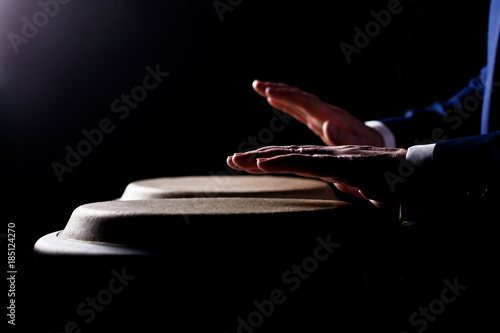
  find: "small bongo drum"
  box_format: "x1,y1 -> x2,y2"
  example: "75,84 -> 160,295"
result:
119,175 -> 337,200
34,196 -> 394,333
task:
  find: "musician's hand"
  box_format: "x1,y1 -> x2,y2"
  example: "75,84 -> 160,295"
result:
227,145 -> 408,210
252,80 -> 384,147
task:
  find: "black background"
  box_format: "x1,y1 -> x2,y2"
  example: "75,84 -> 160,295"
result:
0,0 -> 491,331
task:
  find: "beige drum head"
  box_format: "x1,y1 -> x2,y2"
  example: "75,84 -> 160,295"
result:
120,175 -> 337,200
57,197 -> 352,252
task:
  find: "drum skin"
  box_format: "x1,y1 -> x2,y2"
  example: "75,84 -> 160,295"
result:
56,198 -> 350,251
119,175 -> 338,200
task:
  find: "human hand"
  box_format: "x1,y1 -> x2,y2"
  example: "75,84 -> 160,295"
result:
252,80 -> 385,147
227,145 -> 408,210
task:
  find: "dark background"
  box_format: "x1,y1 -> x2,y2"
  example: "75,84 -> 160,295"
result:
0,0 -> 491,331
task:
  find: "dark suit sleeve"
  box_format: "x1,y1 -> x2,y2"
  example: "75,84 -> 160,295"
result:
400,131 -> 500,222
379,67 -> 487,148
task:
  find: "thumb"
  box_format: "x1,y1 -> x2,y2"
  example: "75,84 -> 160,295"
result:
322,120 -> 337,146
323,119 -> 369,146
358,190 -> 400,211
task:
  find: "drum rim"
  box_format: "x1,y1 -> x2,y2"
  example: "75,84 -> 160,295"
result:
34,231 -> 157,256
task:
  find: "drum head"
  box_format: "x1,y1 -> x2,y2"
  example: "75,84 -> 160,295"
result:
55,198 -> 352,252
120,175 -> 337,200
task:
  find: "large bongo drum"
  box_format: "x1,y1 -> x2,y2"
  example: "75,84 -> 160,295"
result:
34,178 -> 402,332
119,175 -> 337,200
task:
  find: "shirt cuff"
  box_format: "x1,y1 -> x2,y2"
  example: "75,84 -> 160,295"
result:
406,143 -> 436,167
399,143 -> 436,223
364,120 -> 396,148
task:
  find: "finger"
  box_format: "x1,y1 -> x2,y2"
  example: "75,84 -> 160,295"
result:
231,146 -> 327,175
265,87 -> 318,113
333,183 -> 366,199
226,156 -> 242,170
323,119 -> 370,146
256,157 -> 321,179
358,190 -> 400,211
267,97 -> 308,125
265,88 -> 331,137
267,96 -> 307,124
252,81 -> 301,120
264,86 -> 353,142
252,80 -> 292,98
235,145 -> 324,155
231,151 -> 277,171
322,120 -> 337,146
256,153 -> 345,180
227,155 -> 267,174
234,145 -> 335,163
230,154 -> 261,173
231,145 -> 341,173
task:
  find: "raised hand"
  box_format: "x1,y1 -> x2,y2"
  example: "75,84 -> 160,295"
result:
253,80 -> 385,147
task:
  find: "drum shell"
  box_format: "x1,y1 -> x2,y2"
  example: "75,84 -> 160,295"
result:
33,199 -> 402,332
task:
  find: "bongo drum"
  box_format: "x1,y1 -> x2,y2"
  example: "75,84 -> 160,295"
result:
119,175 -> 337,200
34,196 -> 396,333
